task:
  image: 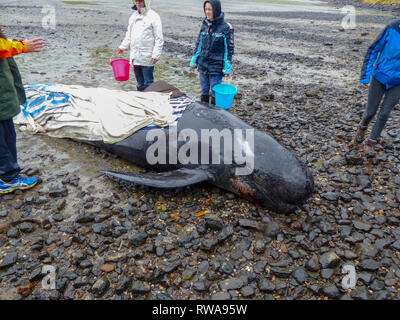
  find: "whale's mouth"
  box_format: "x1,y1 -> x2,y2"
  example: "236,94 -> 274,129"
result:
230,175 -> 303,214
231,178 -> 258,203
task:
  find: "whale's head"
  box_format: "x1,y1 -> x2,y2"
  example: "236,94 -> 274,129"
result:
227,130 -> 314,214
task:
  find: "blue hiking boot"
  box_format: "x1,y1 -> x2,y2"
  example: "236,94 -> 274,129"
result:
0,176 -> 38,194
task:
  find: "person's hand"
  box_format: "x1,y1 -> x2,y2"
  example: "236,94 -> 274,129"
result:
191,67 -> 196,72
1,28 -> 5,36
117,48 -> 124,54
363,83 -> 369,88
24,38 -> 45,52
224,74 -> 231,79
152,58 -> 158,64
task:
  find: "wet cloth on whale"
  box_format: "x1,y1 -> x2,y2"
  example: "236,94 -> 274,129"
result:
139,95 -> 194,131
14,84 -> 178,144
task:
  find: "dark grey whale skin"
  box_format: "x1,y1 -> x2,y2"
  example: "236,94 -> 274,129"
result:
84,102 -> 314,214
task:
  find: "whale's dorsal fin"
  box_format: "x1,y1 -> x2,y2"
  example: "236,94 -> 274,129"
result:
101,168 -> 213,188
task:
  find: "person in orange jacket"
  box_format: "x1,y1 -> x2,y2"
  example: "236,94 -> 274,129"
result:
0,28 -> 44,194
0,29 -> 44,58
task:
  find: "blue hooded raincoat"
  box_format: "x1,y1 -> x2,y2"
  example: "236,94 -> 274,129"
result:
360,19 -> 400,89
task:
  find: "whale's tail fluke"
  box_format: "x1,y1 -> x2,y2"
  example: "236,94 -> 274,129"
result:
101,168 -> 213,188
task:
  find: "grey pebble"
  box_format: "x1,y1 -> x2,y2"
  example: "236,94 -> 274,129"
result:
211,292 -> 231,300
0,252 -> 18,269
322,284 -> 339,299
131,280 -> 151,294
92,276 -> 110,297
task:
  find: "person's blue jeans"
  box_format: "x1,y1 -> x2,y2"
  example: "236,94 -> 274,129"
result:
0,118 -> 21,182
133,65 -> 154,91
199,73 -> 223,97
361,77 -> 400,141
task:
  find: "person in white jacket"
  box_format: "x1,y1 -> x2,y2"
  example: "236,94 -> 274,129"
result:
117,0 -> 163,91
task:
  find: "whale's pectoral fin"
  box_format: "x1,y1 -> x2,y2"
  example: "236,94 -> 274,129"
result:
101,168 -> 213,188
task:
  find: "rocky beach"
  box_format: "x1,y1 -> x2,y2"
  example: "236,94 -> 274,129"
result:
1,0 -> 400,300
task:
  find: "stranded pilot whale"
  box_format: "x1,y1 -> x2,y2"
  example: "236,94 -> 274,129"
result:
85,92 -> 314,214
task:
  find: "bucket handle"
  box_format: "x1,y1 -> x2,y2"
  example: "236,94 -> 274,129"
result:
110,54 -> 131,65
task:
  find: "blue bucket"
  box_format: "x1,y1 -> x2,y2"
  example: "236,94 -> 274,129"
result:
212,83 -> 237,109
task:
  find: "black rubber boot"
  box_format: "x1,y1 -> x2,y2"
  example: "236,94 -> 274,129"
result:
201,95 -> 210,103
210,95 -> 216,105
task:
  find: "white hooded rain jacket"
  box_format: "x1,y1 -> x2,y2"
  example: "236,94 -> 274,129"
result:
119,0 -> 163,66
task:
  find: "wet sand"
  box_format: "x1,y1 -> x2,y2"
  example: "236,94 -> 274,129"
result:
1,0 -> 400,300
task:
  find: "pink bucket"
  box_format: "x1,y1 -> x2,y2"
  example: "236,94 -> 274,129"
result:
110,59 -> 130,81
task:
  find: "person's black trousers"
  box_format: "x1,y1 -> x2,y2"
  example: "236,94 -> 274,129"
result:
0,118 -> 21,182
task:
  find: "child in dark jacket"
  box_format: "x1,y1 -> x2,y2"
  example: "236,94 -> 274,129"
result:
353,19 -> 400,152
190,0 -> 234,105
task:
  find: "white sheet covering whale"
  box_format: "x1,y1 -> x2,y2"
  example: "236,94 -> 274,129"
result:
14,84 -> 182,144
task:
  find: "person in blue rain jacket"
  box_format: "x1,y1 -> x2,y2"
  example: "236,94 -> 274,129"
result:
190,0 -> 234,105
354,19 -> 400,152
